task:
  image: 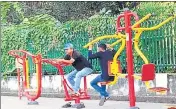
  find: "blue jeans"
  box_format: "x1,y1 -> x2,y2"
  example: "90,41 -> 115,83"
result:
90,75 -> 109,97
67,67 -> 93,93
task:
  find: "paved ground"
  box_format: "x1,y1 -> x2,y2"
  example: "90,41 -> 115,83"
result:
1,96 -> 176,109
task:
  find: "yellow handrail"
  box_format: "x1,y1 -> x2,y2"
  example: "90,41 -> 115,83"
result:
110,39 -> 122,47
83,34 -> 118,48
113,37 -> 126,63
132,13 -> 152,28
83,33 -> 126,48
133,30 -> 149,64
132,14 -> 176,31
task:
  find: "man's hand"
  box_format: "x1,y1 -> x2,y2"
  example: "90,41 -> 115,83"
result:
106,44 -> 113,50
56,59 -> 64,63
88,45 -> 93,50
106,44 -> 111,48
57,58 -> 75,64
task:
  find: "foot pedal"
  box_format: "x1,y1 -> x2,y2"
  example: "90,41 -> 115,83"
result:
79,90 -> 85,95
149,87 -> 169,92
71,93 -> 80,97
71,102 -> 85,109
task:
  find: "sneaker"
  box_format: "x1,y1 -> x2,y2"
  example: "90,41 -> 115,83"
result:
105,96 -> 110,102
62,102 -> 72,108
99,96 -> 106,106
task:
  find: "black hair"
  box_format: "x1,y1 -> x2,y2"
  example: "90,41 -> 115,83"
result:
98,43 -> 107,50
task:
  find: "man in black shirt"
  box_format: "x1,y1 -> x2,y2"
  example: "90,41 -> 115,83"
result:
56,43 -> 93,95
88,43 -> 116,106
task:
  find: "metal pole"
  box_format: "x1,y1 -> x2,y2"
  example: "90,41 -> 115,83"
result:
124,8 -> 137,108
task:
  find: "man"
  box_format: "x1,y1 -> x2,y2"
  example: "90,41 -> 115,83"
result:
88,43 -> 116,106
56,43 -> 93,95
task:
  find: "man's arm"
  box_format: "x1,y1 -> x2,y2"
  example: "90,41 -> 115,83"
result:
60,59 -> 75,64
56,55 -> 75,64
88,45 -> 100,59
88,50 -> 101,59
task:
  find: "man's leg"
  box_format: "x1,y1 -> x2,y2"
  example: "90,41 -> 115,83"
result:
90,75 -> 109,106
101,85 -> 106,93
90,75 -> 109,97
101,85 -> 110,102
67,70 -> 77,88
73,67 -> 93,93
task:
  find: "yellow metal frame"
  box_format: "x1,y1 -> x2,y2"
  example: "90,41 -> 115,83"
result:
132,13 -> 152,28
132,14 -> 176,93
25,57 -> 39,92
132,14 -> 176,31
83,33 -> 126,48
25,58 -> 30,88
35,58 -> 39,90
108,36 -> 126,85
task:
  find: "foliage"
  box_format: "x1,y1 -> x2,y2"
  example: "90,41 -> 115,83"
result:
2,1 -> 139,24
1,1 -> 176,74
134,2 -> 176,19
1,13 -> 116,73
1,2 -> 24,24
1,14 -> 61,73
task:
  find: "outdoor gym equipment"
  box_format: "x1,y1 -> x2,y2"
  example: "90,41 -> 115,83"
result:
8,50 -> 42,105
84,8 -> 176,109
42,59 -> 90,109
131,13 -> 176,109
114,9 -> 175,109
130,13 -> 176,94
83,9 -> 140,109
84,33 -> 126,85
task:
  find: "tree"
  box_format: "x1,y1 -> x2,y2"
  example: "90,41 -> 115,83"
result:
10,1 -> 139,23
1,2 -> 24,25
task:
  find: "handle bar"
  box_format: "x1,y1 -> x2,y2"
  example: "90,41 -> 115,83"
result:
42,59 -> 70,67
8,50 -> 40,64
132,14 -> 176,31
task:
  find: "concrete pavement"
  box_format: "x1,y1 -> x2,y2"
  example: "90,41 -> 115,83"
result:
2,96 -> 176,109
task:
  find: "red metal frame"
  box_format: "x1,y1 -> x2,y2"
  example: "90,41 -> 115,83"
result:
116,14 -> 125,32
124,10 -> 136,107
116,9 -> 140,108
116,12 -> 139,33
42,59 -> 90,104
8,50 -> 42,101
